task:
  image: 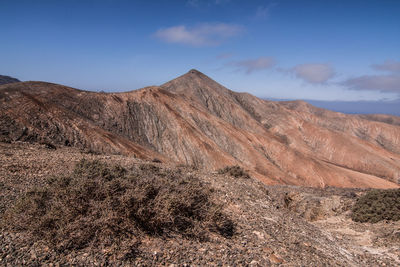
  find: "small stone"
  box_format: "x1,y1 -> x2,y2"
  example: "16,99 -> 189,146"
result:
263,247 -> 273,254
250,260 -> 259,266
253,231 -> 264,240
269,253 -> 284,264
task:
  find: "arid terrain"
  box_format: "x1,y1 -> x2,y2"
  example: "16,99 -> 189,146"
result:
0,142 -> 399,266
0,71 -> 399,265
1,70 -> 400,188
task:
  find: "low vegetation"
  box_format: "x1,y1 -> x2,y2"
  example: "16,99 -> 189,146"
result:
218,165 -> 250,179
2,159 -> 235,252
351,189 -> 400,223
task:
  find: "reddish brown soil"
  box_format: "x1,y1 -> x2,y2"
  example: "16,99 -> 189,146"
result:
1,70 -> 399,188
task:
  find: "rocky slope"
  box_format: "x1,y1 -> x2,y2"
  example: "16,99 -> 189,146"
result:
0,143 -> 399,266
0,70 -> 399,188
358,114 -> 400,127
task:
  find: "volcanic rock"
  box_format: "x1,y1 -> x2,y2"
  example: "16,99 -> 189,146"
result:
0,70 -> 399,188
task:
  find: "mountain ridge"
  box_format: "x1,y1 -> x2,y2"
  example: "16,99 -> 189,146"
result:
1,70 -> 399,188
0,75 -> 20,85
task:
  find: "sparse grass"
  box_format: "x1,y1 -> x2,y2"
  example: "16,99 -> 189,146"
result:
2,159 -> 235,252
218,165 -> 250,179
351,189 -> 400,223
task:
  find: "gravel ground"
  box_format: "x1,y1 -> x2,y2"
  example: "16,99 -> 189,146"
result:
1,142 -> 399,266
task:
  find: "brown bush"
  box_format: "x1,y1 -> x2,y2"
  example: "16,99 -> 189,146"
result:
351,189 -> 400,223
218,165 -> 250,179
3,159 -> 235,252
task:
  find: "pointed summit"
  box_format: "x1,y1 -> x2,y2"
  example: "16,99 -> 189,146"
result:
161,69 -> 244,124
188,69 -> 202,75
186,69 -> 210,79
161,69 -> 229,96
177,69 -> 214,81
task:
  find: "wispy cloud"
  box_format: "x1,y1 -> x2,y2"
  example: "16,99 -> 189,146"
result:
255,6 -> 270,19
371,60 -> 400,73
230,57 -> 276,74
153,23 -> 244,46
343,75 -> 400,93
186,0 -> 200,7
342,60 -> 400,93
254,2 -> 278,20
289,63 -> 335,84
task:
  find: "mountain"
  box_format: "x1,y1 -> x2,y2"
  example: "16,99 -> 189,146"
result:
301,99 -> 400,117
357,114 -> 400,126
0,75 -> 20,85
0,70 -> 399,188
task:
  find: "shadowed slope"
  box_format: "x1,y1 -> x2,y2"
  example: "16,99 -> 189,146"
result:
0,82 -> 164,161
0,75 -> 20,86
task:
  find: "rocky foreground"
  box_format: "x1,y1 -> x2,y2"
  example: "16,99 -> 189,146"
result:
1,142 -> 399,266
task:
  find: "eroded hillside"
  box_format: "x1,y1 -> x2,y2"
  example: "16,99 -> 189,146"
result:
0,70 -> 399,188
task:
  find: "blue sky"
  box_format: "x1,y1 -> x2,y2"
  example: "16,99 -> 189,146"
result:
1,0 -> 400,114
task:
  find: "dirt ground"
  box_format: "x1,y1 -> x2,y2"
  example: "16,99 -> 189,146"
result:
1,142 -> 399,266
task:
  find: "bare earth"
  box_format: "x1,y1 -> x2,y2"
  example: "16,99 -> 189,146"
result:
1,69 -> 400,188
1,142 -> 399,266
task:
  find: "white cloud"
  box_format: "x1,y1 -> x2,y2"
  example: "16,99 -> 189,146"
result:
291,63 -> 335,84
343,74 -> 400,93
338,60 -> 400,94
154,23 -> 244,46
371,60 -> 400,73
230,57 -> 276,74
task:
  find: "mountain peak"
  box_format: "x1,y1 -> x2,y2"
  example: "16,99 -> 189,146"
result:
188,69 -> 203,75
184,69 -> 209,79
185,69 -> 217,80
162,69 -> 229,97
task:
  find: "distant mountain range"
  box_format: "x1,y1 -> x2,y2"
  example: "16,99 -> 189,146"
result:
295,99 -> 400,117
1,70 -> 399,188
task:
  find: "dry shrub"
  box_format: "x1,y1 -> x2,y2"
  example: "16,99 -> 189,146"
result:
3,160 -> 235,252
152,158 -> 162,163
351,189 -> 400,223
218,165 -> 250,179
